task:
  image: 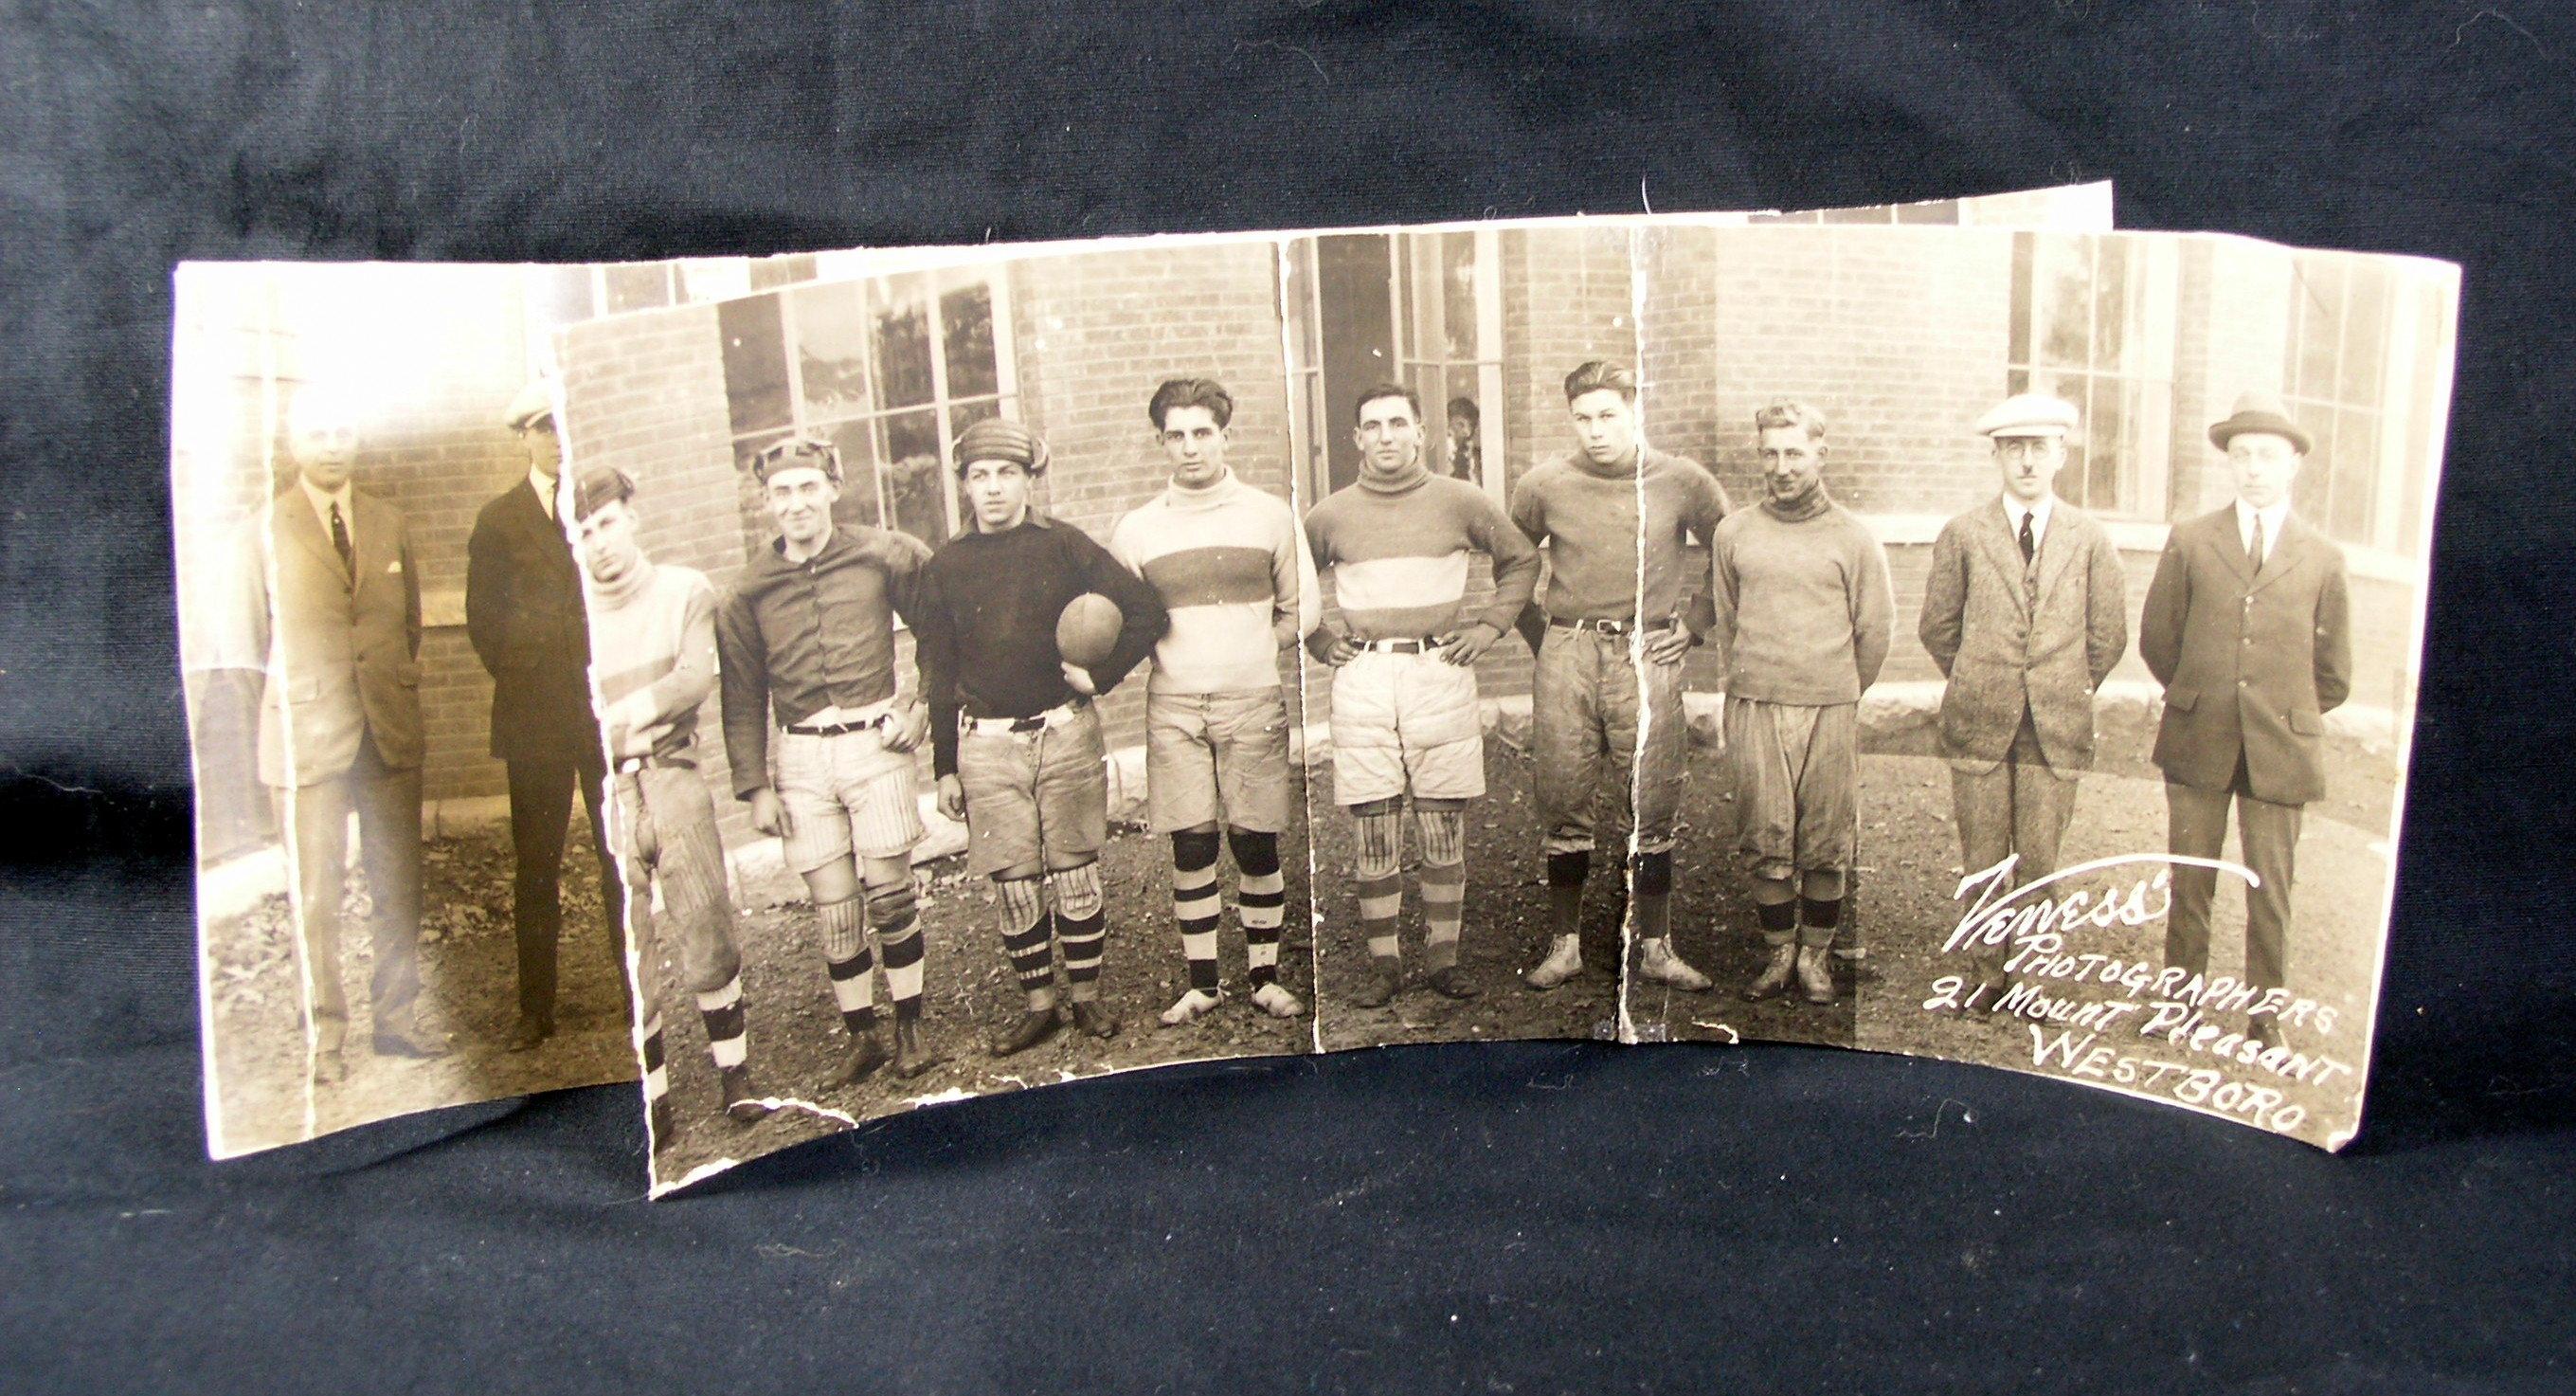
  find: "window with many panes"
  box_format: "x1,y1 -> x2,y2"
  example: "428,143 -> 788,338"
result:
2281,253 -> 2449,555
2006,232 -> 2177,518
716,268 -> 1016,549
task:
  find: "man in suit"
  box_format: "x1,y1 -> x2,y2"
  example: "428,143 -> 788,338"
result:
466,380 -> 621,1051
2140,392 -> 2353,1049
1919,393 -> 2129,1011
239,388 -> 446,1084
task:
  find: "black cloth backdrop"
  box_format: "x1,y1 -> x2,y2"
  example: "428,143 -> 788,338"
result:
4,4 -> 2571,1391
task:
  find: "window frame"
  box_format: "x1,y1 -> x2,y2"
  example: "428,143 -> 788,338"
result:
2004,231 -> 2178,524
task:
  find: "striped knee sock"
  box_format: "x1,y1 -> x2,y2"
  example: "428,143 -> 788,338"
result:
870,879 -> 927,1024
696,975 -> 748,1072
1354,810 -> 1404,964
1050,863 -> 1107,993
1415,809 -> 1466,972
819,896 -> 876,1038
997,876 -> 1052,995
1230,829 -> 1285,989
1172,831 -> 1223,993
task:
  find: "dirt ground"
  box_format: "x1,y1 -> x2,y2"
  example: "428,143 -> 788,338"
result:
203,818 -> 636,1157
1306,742 -> 1622,1052
647,774 -> 1317,1191
1631,753 -> 2391,1150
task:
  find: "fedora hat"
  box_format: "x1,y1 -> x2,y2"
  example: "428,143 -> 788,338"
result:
2207,391 -> 2312,454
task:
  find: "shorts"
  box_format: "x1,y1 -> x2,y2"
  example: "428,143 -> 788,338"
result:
1330,648 -> 1485,807
1530,625 -> 1687,857
957,704 -> 1109,878
1144,685 -> 1292,834
612,763 -> 745,1005
774,723 -> 925,872
1723,695 -> 1858,879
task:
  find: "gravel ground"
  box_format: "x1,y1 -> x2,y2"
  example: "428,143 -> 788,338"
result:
203,820 -> 636,1157
1306,742 -> 1623,1053
646,774 -> 1317,1193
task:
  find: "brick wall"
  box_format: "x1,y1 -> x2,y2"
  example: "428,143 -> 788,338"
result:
1634,227 -> 2422,716
558,238 -> 1308,831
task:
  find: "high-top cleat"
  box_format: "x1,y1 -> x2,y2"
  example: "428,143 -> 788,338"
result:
1423,965 -> 1480,1001
1248,982 -> 1306,1019
719,1065 -> 772,1123
988,1006 -> 1062,1058
1795,945 -> 1837,1005
892,1018 -> 945,1079
1635,937 -> 1712,992
1157,987 -> 1225,1028
831,1029 -> 890,1086
1743,942 -> 1798,1001
1522,936 -> 1584,992
1350,959 -> 1400,1008
1068,999 -> 1120,1040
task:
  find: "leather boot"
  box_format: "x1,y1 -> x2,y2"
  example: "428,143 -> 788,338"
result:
1794,945 -> 1837,1005
719,1065 -> 772,1123
831,1028 -> 890,1086
892,1017 -> 945,1079
1743,943 -> 1797,1001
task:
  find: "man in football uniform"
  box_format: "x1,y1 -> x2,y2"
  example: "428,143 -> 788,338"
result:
1109,378 -> 1321,1027
912,418 -> 1168,1056
717,435 -> 942,1082
1305,383 -> 1539,1006
572,466 -> 768,1138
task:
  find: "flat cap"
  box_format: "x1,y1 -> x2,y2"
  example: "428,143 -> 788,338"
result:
952,416 -> 1051,475
503,379 -> 557,432
1975,393 -> 2081,439
2207,391 -> 2313,455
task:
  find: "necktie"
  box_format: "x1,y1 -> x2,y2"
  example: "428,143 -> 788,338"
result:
2017,509 -> 2036,565
330,501 -> 353,576
2248,515 -> 2266,573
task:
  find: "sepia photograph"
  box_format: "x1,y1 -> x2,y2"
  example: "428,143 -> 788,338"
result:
555,235 -> 1325,1190
174,262 -> 686,1155
1622,225 -> 2454,1148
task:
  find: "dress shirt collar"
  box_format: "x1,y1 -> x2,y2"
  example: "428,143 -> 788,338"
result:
2003,493 -> 2054,545
298,475 -> 353,539
2234,496 -> 2293,556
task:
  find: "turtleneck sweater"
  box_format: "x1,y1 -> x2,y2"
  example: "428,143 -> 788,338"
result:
586,558 -> 721,762
1303,464 -> 1540,652
1708,485 -> 1894,706
1108,467 -> 1321,695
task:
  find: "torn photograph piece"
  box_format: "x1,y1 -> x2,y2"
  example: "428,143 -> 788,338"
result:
175,261 -> 681,1157
1619,225 -> 2455,1151
557,233 -> 1322,1192
1296,190 -> 2113,1057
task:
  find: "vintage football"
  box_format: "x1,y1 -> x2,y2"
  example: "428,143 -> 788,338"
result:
1054,592 -> 1124,668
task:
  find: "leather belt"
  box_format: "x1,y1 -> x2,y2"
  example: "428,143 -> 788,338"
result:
961,697 -> 1090,737
614,754 -> 697,774
1353,636 -> 1442,654
1550,616 -> 1677,636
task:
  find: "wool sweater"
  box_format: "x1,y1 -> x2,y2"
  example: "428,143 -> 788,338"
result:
1108,469 -> 1319,695
1708,499 -> 1895,706
1303,468 -> 1540,649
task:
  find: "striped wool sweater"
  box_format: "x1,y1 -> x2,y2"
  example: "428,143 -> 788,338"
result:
1303,468 -> 1540,647
1109,469 -> 1320,695
587,561 -> 720,764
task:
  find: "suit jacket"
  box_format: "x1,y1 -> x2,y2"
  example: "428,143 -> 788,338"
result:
1919,498 -> 2129,772
2139,505 -> 2352,806
465,477 -> 598,766
240,487 -> 423,788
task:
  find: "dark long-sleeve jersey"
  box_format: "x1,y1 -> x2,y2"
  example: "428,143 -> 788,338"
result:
911,511 -> 1169,778
715,523 -> 932,799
